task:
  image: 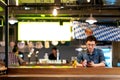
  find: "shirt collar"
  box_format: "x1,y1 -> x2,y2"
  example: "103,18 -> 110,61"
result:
87,48 -> 96,55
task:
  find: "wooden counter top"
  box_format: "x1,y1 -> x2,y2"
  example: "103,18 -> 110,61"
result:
1,67 -> 120,80
8,66 -> 120,75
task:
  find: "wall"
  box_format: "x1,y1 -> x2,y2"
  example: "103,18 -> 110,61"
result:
112,42 -> 120,67
23,45 -> 78,62
0,45 -> 78,63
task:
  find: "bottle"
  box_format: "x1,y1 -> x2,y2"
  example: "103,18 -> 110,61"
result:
44,53 -> 48,60
44,53 -> 48,64
57,49 -> 59,61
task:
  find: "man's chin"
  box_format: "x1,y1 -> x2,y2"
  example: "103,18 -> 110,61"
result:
88,50 -> 93,53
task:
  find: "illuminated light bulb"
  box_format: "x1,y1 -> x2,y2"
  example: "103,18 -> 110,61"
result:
60,41 -> 66,44
21,40 -> 24,43
8,16 -> 18,24
16,0 -> 19,6
87,0 -> 90,3
35,42 -> 43,49
51,41 -> 59,46
52,9 -> 57,16
28,54 -> 31,58
86,14 -> 97,24
17,42 -> 25,49
45,41 -> 50,48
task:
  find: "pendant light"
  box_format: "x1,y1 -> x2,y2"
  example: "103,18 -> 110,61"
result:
52,8 -> 57,16
8,8 -> 18,25
8,15 -> 18,25
86,13 -> 97,24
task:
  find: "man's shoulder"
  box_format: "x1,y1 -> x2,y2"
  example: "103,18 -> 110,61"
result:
94,48 -> 102,51
94,48 -> 103,54
78,50 -> 87,56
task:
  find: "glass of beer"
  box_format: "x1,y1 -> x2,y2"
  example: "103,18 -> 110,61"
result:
71,57 -> 77,68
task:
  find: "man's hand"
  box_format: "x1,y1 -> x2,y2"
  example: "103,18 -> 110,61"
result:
87,61 -> 105,67
82,60 -> 87,67
87,61 -> 96,67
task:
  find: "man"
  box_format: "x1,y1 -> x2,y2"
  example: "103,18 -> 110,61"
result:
49,47 -> 58,60
7,43 -> 25,66
77,35 -> 105,67
85,28 -> 93,37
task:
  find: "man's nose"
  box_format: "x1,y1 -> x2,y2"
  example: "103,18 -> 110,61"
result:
89,45 -> 93,48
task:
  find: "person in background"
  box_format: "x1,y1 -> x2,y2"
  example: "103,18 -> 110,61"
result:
80,28 -> 93,51
9,41 -> 15,52
13,44 -> 25,64
85,28 -> 93,37
77,35 -> 105,67
27,41 -> 34,52
48,47 -> 58,60
10,43 -> 25,65
0,56 -> 6,71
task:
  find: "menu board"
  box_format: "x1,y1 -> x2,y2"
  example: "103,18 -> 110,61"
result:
18,22 -> 71,41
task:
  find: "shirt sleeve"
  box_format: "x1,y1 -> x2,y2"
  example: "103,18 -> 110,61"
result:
77,52 -> 83,63
77,51 -> 90,63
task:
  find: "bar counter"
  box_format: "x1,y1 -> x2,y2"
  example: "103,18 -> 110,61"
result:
1,65 -> 120,80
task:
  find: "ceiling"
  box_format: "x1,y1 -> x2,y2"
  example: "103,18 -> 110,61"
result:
0,0 -> 120,22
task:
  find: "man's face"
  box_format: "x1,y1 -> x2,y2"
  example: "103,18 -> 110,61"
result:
86,41 -> 96,53
52,49 -> 57,54
10,42 -> 15,47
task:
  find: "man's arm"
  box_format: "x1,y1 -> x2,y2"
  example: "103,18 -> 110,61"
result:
98,49 -> 106,67
87,49 -> 105,67
77,52 -> 89,67
15,51 -> 25,64
88,61 -> 105,67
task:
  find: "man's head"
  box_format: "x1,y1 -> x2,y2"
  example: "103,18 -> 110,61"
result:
85,35 -> 97,53
85,28 -> 93,36
10,41 -> 15,48
52,47 -> 57,54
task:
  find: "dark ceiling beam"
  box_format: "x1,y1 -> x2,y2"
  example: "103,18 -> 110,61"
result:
13,9 -> 120,21
16,16 -> 120,21
7,4 -> 120,10
12,9 -> 120,16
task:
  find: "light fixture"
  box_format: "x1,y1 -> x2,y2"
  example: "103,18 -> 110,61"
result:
87,0 -> 90,3
35,42 -> 43,49
60,41 -> 66,44
86,13 -> 97,24
44,41 -> 50,48
8,15 -> 18,25
52,9 -> 57,16
16,0 -> 19,6
17,42 -> 25,49
51,41 -> 59,46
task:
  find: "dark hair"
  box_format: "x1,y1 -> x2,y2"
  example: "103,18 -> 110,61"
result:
85,35 -> 97,43
12,45 -> 18,53
52,47 -> 57,51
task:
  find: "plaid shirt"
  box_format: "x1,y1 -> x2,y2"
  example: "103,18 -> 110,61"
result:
8,52 -> 18,65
